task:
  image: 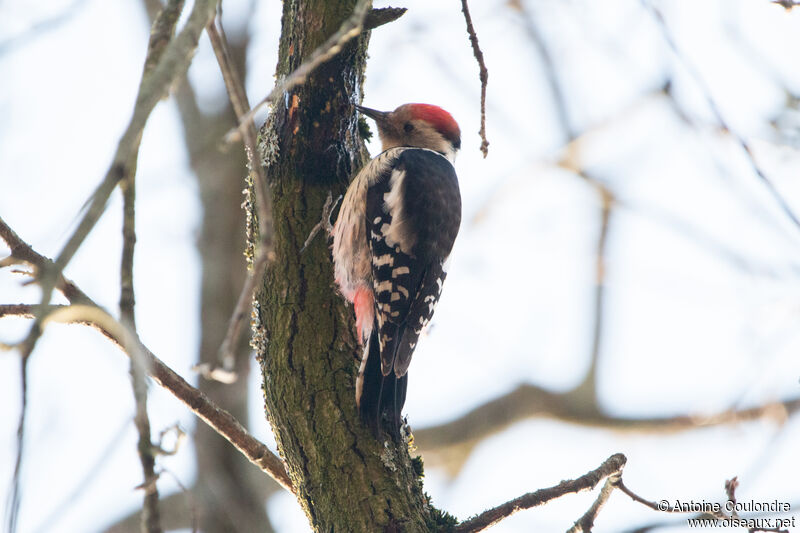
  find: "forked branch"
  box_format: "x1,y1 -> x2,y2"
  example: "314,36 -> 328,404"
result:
454,453 -> 627,532
0,217 -> 293,493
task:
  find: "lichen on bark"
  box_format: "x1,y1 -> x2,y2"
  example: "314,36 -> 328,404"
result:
250,1 -> 438,531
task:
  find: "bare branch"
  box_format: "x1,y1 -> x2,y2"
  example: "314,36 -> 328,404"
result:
121,322 -> 296,491
571,184 -> 613,404
157,468 -> 199,533
725,477 -> 740,519
459,0 -> 489,157
570,472 -> 791,532
0,304 -> 68,319
55,0 -> 216,282
33,419 -> 130,533
224,0 -> 371,143
122,3 -> 189,528
4,350 -> 27,533
0,220 -> 91,305
4,302 -> 295,493
771,0 -> 800,11
415,383 -> 800,469
0,0 -> 89,56
206,15 -> 276,372
566,474 -> 620,533
3,6 -> 202,520
516,2 -> 574,142
615,478 -> 725,519
214,248 -> 270,375
454,453 -> 627,532
0,221 -> 294,493
299,192 -> 338,253
142,0 -> 186,75
644,1 -> 800,232
15,0 -> 220,363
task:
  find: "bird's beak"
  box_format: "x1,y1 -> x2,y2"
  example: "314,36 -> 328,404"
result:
356,105 -> 390,124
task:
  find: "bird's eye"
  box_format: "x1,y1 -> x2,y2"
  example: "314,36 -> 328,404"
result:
403,123 -> 414,133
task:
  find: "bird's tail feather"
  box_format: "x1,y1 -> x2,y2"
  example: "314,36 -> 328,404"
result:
357,321 -> 408,438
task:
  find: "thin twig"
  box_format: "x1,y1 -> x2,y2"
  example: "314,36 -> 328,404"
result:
214,249 -> 270,374
15,0 -> 219,365
224,0 -> 371,143
615,478 -> 726,520
454,453 -> 627,532
0,0 -> 89,56
644,1 -> 800,232
617,476 -> 797,533
517,2 -> 575,142
725,477 -> 740,519
459,0 -> 489,157
158,468 -> 199,533
1,302 -> 295,493
122,133 -> 161,533
516,1 -> 615,407
31,418 -> 130,533
123,2 -> 188,528
0,221 -> 294,493
0,223 -> 90,305
0,304 -> 67,319
299,192 -> 338,253
121,66 -> 160,533
616,477 -> 795,532
154,424 -> 187,456
614,479 -> 681,513
4,355 -> 27,533
566,474 -> 621,533
128,317 -> 296,491
470,87 -> 795,279
119,167 -> 139,328
572,183 -> 613,404
206,15 -> 276,372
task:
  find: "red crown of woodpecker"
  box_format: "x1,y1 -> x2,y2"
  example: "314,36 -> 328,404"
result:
399,103 -> 461,149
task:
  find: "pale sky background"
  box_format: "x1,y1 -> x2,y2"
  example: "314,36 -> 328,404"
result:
2,0 -> 800,532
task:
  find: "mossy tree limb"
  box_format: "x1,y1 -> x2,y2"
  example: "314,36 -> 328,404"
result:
252,0 -> 438,531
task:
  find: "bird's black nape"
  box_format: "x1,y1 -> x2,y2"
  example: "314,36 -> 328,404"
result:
358,327 -> 408,439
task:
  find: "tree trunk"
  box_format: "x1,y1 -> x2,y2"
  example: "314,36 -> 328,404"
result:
253,1 -> 441,531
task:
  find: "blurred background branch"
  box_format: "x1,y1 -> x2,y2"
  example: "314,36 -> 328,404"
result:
1,0 -> 799,530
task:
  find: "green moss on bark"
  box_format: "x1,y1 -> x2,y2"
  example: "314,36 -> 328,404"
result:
251,1 -> 438,531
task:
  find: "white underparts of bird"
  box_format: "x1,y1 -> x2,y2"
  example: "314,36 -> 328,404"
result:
332,103 -> 462,436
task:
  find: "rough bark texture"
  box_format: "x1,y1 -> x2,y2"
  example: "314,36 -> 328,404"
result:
252,1 -> 437,531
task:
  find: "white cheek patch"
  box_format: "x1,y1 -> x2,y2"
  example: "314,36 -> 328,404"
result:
381,169 -> 416,253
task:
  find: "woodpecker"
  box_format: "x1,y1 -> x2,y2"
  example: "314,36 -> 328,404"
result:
332,103 -> 462,435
